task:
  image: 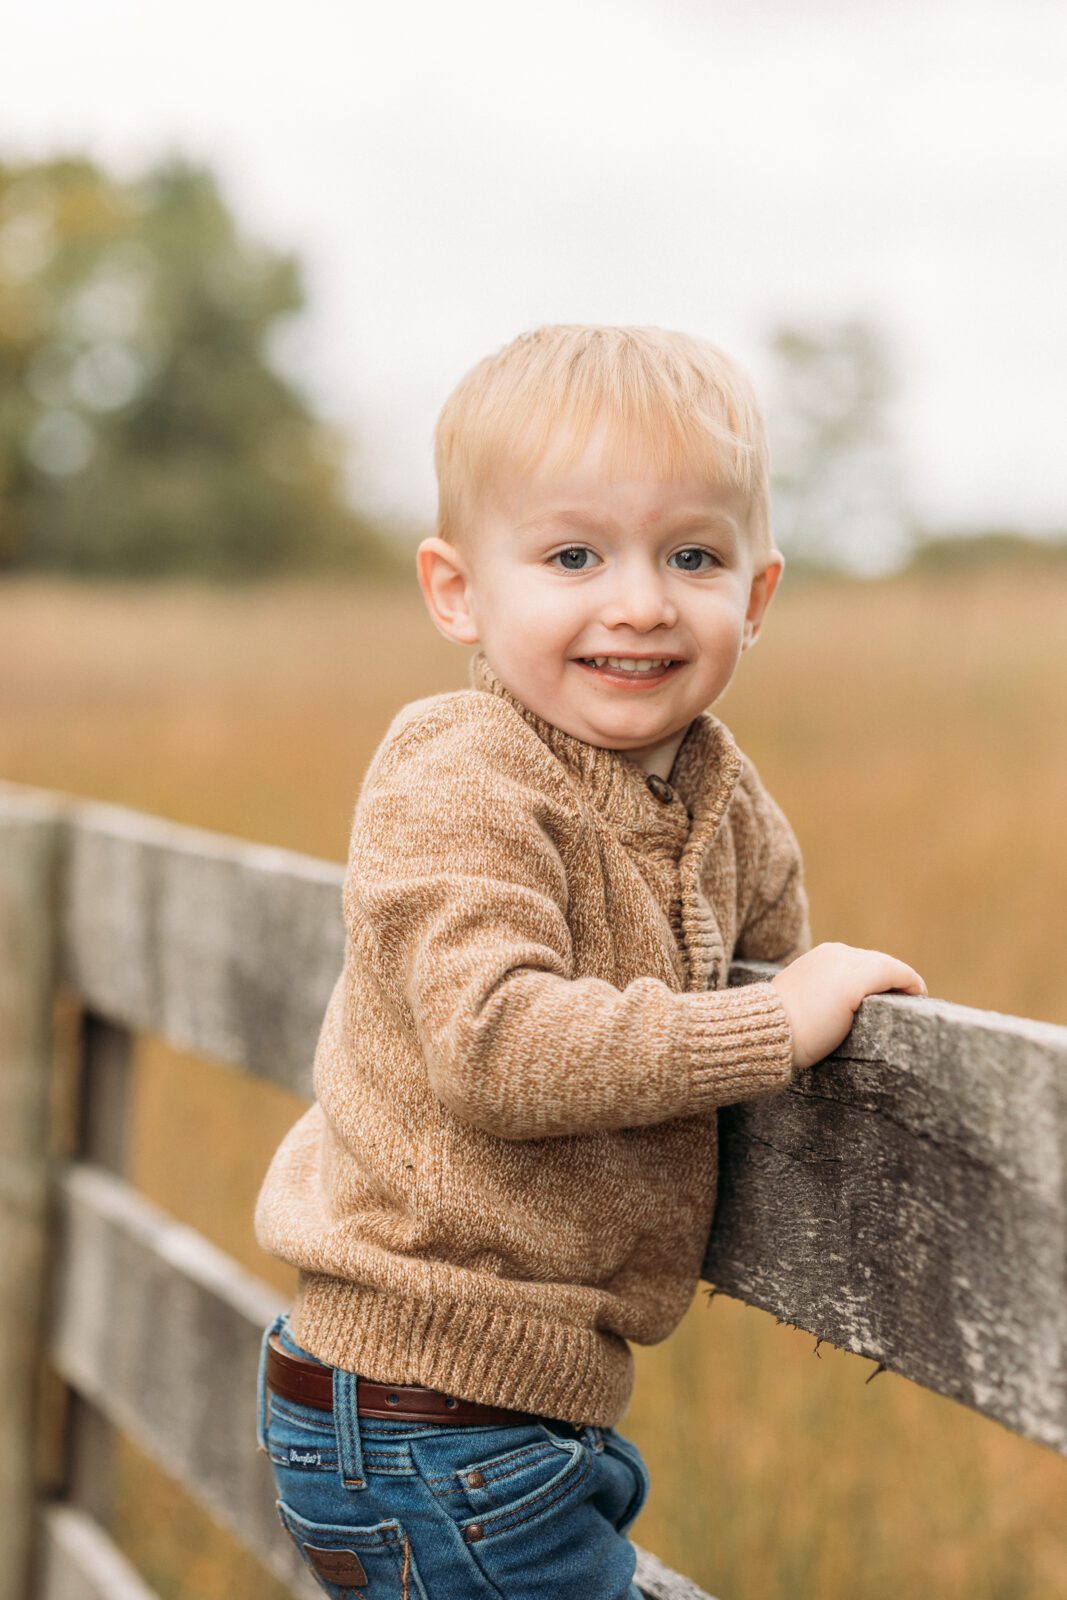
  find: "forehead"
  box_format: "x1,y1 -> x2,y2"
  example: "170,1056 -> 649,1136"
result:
482,418 -> 748,533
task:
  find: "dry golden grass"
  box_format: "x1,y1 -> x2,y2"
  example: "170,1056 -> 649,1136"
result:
3,566 -> 1065,1599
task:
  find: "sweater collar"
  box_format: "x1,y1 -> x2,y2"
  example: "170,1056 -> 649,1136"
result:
467,649 -> 742,847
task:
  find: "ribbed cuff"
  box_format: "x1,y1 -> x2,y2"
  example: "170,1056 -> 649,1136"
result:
681,979 -> 796,1109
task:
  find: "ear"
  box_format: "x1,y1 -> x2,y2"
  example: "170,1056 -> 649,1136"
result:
415,536 -> 482,646
741,552 -> 785,650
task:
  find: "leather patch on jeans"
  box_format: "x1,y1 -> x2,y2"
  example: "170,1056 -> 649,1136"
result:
303,1543 -> 369,1586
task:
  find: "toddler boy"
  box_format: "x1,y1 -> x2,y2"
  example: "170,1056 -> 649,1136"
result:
253,324 -> 925,1599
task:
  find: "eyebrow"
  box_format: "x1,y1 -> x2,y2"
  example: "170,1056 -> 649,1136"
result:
521,509 -> 740,539
515,511 -> 603,535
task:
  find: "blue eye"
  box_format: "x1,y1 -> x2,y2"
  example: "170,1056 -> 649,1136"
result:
669,548 -> 721,572
550,547 -> 598,571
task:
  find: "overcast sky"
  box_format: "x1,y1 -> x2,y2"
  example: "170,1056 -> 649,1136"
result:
4,0 -> 1065,548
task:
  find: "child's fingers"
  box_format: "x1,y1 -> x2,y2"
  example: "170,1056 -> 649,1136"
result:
887,966 -> 927,997
862,950 -> 927,998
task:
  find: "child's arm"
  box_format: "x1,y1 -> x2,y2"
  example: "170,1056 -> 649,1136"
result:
344,705 -> 799,1142
728,760 -> 927,1074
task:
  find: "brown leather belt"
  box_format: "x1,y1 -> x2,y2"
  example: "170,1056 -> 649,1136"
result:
265,1333 -> 561,1428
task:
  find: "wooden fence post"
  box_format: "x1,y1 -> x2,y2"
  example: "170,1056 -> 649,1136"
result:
0,790 -> 67,1600
3,781 -> 1062,1598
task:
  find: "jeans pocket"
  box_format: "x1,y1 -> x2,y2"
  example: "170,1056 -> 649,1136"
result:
275,1497 -> 430,1599
601,1426 -> 652,1533
425,1423 -> 643,1598
428,1424 -> 589,1538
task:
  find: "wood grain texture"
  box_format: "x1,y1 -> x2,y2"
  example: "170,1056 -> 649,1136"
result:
710,960 -> 1067,1454
54,788 -> 342,1093
0,790 -> 67,1600
635,1546 -> 721,1600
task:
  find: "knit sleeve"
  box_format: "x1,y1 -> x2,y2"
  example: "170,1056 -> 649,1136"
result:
344,706 -> 798,1141
732,755 -> 812,967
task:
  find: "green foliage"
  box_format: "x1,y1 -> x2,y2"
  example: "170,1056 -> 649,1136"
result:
0,153 -> 399,577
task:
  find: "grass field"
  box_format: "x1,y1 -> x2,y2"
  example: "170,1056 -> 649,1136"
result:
3,565 -> 1065,1599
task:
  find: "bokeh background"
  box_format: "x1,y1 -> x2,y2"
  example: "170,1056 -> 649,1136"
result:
3,2 -> 1066,1596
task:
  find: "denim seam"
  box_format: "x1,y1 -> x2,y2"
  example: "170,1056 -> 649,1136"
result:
331,1367 -> 364,1489
267,1401 -> 428,1468
460,1447 -> 591,1539
278,1499 -> 406,1548
256,1312 -> 288,1455
425,1440 -> 559,1484
272,1455 -> 420,1481
266,1399 -> 335,1434
430,1467 -> 556,1502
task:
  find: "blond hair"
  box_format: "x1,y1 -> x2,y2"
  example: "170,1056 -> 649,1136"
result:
433,324 -> 775,563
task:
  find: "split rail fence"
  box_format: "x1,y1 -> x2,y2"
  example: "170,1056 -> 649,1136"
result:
1,778 -> 1065,1600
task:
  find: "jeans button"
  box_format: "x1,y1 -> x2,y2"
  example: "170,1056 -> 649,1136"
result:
466,1524 -> 485,1542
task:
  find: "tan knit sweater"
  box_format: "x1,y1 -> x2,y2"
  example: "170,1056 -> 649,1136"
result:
253,648 -> 811,1427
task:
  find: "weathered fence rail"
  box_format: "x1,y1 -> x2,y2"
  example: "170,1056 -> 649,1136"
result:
1,776 -> 1064,1600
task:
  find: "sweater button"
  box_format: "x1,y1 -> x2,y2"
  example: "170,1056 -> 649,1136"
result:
646,773 -> 674,804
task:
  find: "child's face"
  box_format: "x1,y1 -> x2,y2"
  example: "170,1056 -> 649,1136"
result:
419,418 -> 783,773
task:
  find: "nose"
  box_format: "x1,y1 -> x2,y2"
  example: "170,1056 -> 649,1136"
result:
598,556 -> 678,632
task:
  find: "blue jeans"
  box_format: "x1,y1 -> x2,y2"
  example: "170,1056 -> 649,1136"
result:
256,1310 -> 650,1598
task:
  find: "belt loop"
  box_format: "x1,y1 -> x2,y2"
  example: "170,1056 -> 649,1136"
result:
332,1368 -> 368,1491
256,1311 -> 288,1453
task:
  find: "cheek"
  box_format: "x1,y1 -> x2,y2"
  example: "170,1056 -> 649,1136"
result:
692,590 -> 747,645
507,583 -> 584,637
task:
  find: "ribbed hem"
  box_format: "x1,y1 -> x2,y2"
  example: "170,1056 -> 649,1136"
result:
287,1272 -> 635,1428
684,979 -> 796,1107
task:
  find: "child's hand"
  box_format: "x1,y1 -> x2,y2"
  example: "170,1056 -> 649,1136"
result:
770,942 -> 928,1073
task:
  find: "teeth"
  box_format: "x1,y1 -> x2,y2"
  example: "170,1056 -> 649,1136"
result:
588,657 -> 673,672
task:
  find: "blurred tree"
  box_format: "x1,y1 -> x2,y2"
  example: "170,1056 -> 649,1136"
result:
766,319 -> 917,578
0,153 -> 398,577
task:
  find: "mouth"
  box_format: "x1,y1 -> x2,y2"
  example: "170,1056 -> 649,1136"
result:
573,656 -> 686,688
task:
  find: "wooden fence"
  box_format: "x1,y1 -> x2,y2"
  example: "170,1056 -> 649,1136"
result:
1,776 -> 1064,1600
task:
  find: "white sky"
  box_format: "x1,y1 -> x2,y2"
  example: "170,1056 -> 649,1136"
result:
4,0 -> 1066,540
